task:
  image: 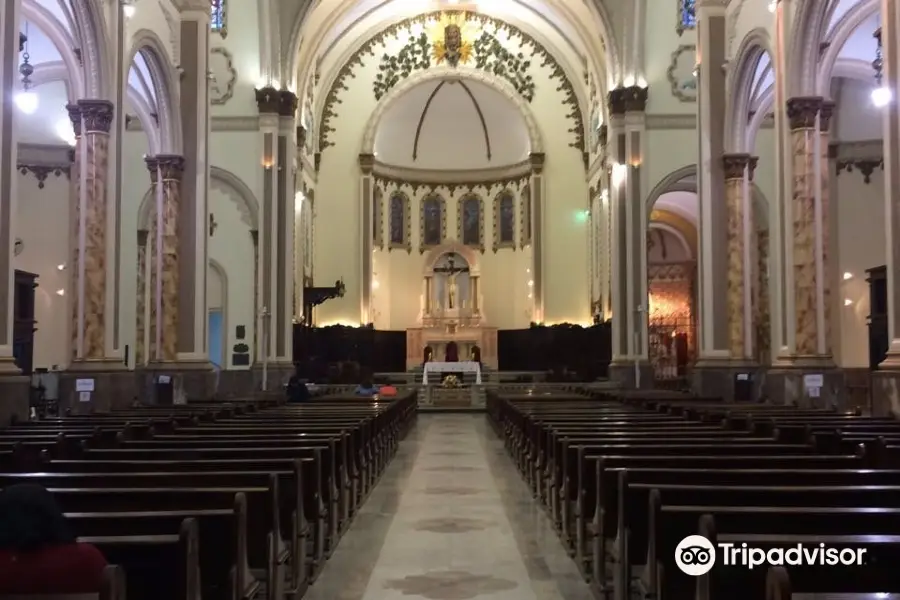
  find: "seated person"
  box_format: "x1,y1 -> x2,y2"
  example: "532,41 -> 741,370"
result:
286,368 -> 310,403
355,377 -> 379,396
379,384 -> 398,397
0,483 -> 108,594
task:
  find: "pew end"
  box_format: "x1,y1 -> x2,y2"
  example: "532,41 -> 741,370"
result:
765,567 -> 791,600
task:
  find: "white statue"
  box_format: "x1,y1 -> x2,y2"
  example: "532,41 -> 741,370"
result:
447,272 -> 458,309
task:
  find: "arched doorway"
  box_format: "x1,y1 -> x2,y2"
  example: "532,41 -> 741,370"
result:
207,261 -> 227,369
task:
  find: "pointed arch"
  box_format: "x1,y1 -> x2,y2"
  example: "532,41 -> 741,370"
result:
127,29 -> 183,154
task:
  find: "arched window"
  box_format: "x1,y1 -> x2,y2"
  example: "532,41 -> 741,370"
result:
389,191 -> 410,252
678,0 -> 696,34
211,0 -> 226,33
521,184 -> 532,247
420,194 -> 445,250
458,194 -> 483,250
493,190 -> 516,251
373,187 -> 383,248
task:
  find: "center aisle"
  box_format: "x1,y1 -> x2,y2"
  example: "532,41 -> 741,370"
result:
305,414 -> 591,600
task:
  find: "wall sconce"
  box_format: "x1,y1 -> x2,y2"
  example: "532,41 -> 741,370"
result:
843,272 -> 853,280
768,1 -> 776,12
844,298 -> 853,306
56,289 -> 65,296
262,160 -> 273,169
872,28 -> 892,107
57,263 -> 65,271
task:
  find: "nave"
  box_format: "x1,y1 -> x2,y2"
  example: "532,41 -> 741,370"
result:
304,414 -> 591,600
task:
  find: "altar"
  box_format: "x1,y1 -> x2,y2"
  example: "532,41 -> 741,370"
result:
422,361 -> 482,384
406,244 -> 498,370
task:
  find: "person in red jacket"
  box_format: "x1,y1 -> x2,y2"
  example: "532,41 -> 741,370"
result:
0,483 -> 108,594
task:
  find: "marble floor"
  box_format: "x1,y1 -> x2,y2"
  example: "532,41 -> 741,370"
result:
303,414 -> 594,600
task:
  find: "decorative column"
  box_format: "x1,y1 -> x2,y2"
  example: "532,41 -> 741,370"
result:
66,100 -> 116,368
756,227 -> 771,364
872,0 -> 900,415
255,87 -> 297,373
359,153 -> 375,324
471,277 -> 480,315
529,153 -> 545,323
607,85 -> 650,387
767,97 -> 840,405
250,230 -> 259,361
176,2 -> 211,372
0,0 -> 28,417
277,93 -> 297,364
135,230 -> 148,366
425,276 -> 433,314
145,155 -> 185,364
721,154 -> 758,362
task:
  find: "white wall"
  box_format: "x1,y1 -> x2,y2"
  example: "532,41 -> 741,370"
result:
14,169 -> 70,369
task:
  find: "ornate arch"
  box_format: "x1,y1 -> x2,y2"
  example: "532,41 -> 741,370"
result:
139,166 -> 260,230
422,240 -> 482,277
644,164 -> 770,228
322,13 -> 581,153
726,28 -> 773,153
22,1 -> 85,98
816,0 -> 879,97
30,64 -> 162,155
789,0 -> 831,96
64,0 -> 109,98
361,67 -> 543,155
127,29 -> 183,155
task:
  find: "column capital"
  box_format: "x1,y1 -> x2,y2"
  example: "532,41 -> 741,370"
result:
256,88 -> 299,117
77,99 -> 115,134
786,96 -> 823,130
66,104 -> 82,137
137,230 -> 148,246
695,0 -> 728,14
146,154 -> 186,182
608,86 -> 648,116
722,153 -> 758,180
297,125 -> 307,149
819,100 -> 836,131
529,152 -> 545,174
250,230 -> 259,246
359,153 -> 375,173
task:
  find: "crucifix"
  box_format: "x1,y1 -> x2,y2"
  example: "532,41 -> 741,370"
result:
433,257 -> 469,310
209,213 -> 218,237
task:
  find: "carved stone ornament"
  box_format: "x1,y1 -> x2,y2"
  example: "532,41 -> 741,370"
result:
18,164 -> 70,188
319,11 -> 584,153
607,86 -> 649,115
13,238 -> 23,257
210,47 -> 238,105
359,153 -> 375,174
296,125 -> 307,150
786,96 -> 823,130
529,152 -> 545,174
277,90 -> 299,117
722,153 -> 758,180
819,100 -> 836,132
145,154 -> 186,182
667,45 -> 697,103
836,158 -> 884,184
255,86 -> 281,114
78,99 -> 115,133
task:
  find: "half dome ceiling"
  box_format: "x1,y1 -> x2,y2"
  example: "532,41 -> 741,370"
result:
373,77 -> 531,170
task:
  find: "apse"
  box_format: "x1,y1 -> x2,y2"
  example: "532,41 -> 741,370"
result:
373,78 -> 531,170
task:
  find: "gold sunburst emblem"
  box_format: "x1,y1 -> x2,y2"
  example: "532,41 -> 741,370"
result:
427,12 -> 479,67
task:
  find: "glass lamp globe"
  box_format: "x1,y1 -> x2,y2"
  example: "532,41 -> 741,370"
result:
14,90 -> 38,114
872,86 -> 892,107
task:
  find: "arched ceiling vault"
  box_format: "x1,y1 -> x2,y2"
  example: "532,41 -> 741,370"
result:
289,0 -> 617,115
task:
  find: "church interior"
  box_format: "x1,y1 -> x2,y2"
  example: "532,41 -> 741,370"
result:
3,0 -> 900,598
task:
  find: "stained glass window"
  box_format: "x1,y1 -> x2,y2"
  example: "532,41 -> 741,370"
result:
390,192 -> 406,246
211,0 -> 226,32
522,184 -> 531,245
499,193 -> 515,244
462,196 -> 481,246
423,195 -> 443,246
373,187 -> 383,246
679,0 -> 696,32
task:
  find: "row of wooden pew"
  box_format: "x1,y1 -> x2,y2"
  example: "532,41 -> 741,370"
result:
0,392 -> 417,600
486,389 -> 900,600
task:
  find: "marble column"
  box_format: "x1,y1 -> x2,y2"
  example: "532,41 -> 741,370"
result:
0,0 -> 29,422
359,153 -> 375,324
145,155 -> 185,364
66,100 -> 115,367
607,86 -> 650,387
872,0 -> 900,415
177,3 -> 211,369
756,228 -> 771,364
722,154 -> 758,360
255,87 -> 297,374
529,153 -> 545,323
135,230 -> 148,366
425,276 -> 433,314
785,97 -> 830,361
250,230 -> 259,362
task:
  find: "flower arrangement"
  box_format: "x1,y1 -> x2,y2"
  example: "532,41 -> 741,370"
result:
442,375 -> 460,388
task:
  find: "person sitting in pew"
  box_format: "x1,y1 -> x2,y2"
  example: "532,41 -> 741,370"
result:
355,375 -> 379,396
0,484 -> 108,594
286,364 -> 310,403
